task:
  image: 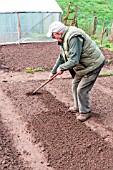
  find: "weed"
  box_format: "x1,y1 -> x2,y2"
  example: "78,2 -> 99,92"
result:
99,72 -> 113,77
34,67 -> 44,72
26,67 -> 34,73
107,59 -> 112,65
26,67 -> 44,73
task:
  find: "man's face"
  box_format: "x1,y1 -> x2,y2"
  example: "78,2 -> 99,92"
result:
52,32 -> 63,42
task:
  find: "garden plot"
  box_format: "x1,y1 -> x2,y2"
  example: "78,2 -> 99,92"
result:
0,42 -> 113,169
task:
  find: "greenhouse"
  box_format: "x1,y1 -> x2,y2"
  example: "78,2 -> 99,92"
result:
0,0 -> 62,44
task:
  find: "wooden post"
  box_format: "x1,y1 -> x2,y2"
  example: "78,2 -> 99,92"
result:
17,13 -> 21,44
105,28 -> 108,36
100,19 -> 106,45
70,7 -> 78,27
110,23 -> 113,42
92,16 -> 98,35
62,3 -> 71,25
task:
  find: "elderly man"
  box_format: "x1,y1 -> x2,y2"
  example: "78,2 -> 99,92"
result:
46,21 -> 105,122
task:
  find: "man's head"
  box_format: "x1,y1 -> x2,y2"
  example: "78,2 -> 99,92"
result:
46,21 -> 66,42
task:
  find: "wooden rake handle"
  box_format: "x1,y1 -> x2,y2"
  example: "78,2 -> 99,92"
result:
32,73 -> 59,94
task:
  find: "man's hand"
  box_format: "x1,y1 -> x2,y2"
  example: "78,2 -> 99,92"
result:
48,72 -> 55,79
57,67 -> 63,75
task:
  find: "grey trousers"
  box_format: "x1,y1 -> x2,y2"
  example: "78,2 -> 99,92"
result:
72,65 -> 104,113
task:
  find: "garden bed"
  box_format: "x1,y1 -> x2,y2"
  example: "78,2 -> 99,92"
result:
0,42 -> 113,169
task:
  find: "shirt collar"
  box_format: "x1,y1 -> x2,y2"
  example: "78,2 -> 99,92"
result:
58,26 -> 69,46
61,26 -> 69,40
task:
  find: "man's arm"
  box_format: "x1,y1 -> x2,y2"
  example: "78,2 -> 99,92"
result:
59,36 -> 83,71
51,54 -> 65,74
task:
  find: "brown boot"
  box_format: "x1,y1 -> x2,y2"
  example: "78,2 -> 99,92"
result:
76,112 -> 92,122
68,106 -> 79,113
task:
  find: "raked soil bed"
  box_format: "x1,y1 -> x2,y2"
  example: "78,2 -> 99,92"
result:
0,42 -> 113,170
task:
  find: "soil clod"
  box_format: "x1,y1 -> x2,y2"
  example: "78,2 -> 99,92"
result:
26,91 -> 42,96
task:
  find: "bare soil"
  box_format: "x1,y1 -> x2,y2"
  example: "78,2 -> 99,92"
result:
0,42 -> 113,170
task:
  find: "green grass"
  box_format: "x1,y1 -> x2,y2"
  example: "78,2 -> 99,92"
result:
56,0 -> 113,50
56,0 -> 113,27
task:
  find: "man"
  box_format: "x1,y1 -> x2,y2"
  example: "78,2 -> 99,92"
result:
46,21 -> 105,122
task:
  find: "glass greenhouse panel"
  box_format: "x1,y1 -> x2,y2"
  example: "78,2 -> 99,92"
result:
0,12 -> 62,44
0,13 -> 18,43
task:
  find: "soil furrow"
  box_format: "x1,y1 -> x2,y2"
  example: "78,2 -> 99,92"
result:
0,115 -> 31,170
0,88 -> 53,170
1,82 -> 113,169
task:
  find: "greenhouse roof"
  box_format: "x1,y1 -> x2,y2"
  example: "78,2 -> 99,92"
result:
0,0 -> 62,13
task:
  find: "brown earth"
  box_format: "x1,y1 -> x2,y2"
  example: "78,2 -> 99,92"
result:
0,42 -> 113,170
